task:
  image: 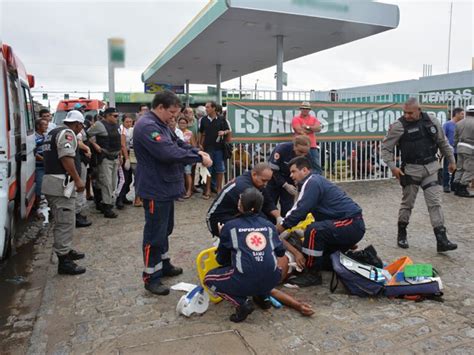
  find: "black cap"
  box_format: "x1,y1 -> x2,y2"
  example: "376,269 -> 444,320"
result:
103,107 -> 118,115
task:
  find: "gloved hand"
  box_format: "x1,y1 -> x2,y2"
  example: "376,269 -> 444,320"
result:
283,183 -> 298,196
124,159 -> 131,171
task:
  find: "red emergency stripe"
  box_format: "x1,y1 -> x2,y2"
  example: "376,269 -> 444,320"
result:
25,193 -> 35,218
25,172 -> 35,194
334,218 -> 354,228
306,229 -> 316,268
144,244 -> 151,268
149,200 -> 154,215
8,180 -> 17,200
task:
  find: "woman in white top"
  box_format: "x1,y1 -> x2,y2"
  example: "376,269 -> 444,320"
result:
117,115 -> 135,209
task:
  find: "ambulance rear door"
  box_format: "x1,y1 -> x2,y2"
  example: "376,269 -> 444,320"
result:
18,80 -> 36,218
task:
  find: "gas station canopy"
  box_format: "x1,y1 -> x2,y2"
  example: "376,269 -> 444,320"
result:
142,0 -> 399,86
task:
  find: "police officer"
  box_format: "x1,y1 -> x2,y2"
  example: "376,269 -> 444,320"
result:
204,188 -> 286,323
453,105 -> 474,197
381,98 -> 457,252
41,110 -> 86,275
134,91 -> 212,296
266,135 -> 315,216
88,108 -> 122,218
206,163 -> 282,238
276,156 -> 365,287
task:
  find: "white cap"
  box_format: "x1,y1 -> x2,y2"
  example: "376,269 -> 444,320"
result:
465,105 -> 474,113
63,110 -> 85,124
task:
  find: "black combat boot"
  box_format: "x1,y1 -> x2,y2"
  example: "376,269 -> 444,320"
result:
76,214 -> 92,228
452,182 -> 460,194
102,204 -> 118,218
252,295 -> 272,310
288,268 -> 322,287
144,280 -> 170,296
397,222 -> 409,249
68,249 -> 85,260
434,226 -> 457,252
230,299 -> 255,323
456,185 -> 474,198
57,254 -> 86,275
162,260 -> 183,277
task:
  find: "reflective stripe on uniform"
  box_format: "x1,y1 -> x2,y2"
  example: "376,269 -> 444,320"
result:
161,252 -> 169,260
206,182 -> 236,221
144,262 -> 162,274
283,175 -> 311,221
302,247 -> 323,257
230,228 -> 243,273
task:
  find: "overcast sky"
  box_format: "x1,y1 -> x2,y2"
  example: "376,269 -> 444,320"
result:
1,0 -> 473,106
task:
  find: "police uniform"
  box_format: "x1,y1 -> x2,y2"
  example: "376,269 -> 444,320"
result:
204,215 -> 285,306
134,110 -> 203,292
206,171 -> 278,237
381,112 -> 457,251
42,118 -> 86,274
74,129 -> 92,227
281,174 -> 365,285
87,119 -> 121,214
453,107 -> 474,197
266,142 -> 316,216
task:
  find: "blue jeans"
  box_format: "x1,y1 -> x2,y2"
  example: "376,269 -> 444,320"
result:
208,149 -> 226,174
142,199 -> 174,284
310,148 -> 323,175
35,166 -> 45,197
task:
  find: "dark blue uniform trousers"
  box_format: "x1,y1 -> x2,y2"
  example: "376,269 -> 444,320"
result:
204,266 -> 281,306
142,199 -> 174,284
303,216 -> 365,270
265,181 -> 294,217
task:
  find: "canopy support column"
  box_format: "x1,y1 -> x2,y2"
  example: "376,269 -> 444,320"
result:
216,64 -> 222,105
276,35 -> 284,100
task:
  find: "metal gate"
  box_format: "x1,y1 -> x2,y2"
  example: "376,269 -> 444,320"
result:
223,89 -> 472,182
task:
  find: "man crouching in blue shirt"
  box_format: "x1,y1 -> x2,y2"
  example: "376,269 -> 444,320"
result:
134,91 -> 212,295
276,156 -> 365,287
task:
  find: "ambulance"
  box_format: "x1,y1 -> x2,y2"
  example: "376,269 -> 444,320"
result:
53,98 -> 105,124
0,43 -> 36,260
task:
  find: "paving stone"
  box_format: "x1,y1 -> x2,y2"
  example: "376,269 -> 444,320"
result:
416,325 -> 431,336
2,181 -> 474,353
373,338 -> 393,349
343,331 -> 368,343
465,327 -> 474,339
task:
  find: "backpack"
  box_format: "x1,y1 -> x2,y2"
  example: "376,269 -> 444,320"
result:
330,251 -> 443,300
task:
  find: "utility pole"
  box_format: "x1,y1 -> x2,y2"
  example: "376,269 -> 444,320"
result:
447,2 -> 453,73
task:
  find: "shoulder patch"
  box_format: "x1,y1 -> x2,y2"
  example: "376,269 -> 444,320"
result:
274,152 -> 280,161
150,131 -> 161,141
65,133 -> 74,141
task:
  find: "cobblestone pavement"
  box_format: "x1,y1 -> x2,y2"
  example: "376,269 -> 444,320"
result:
1,180 -> 474,354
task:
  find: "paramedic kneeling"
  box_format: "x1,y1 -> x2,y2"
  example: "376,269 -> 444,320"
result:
276,156 -> 365,287
205,188 -> 285,323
